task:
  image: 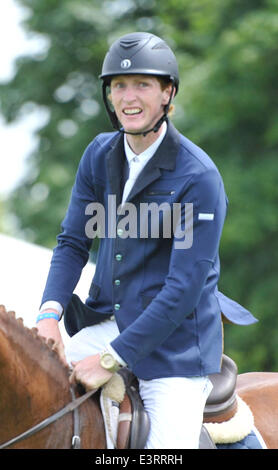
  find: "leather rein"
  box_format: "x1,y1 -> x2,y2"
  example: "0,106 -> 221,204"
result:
0,387 -> 97,449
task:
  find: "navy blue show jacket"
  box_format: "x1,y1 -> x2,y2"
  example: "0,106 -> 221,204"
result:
41,122 -> 257,380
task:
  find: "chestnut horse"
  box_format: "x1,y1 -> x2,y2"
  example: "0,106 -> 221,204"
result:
0,305 -> 106,449
236,373 -> 278,449
1,304 -> 278,449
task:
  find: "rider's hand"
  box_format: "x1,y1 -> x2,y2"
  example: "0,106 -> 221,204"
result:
36,317 -> 68,367
69,354 -> 113,391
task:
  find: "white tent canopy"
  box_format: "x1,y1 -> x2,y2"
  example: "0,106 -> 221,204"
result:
0,233 -> 95,344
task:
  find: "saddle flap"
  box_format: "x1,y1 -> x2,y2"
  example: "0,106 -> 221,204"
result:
204,354 -> 238,421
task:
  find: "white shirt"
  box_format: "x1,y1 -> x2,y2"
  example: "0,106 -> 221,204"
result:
40,122 -> 168,364
122,121 -> 167,203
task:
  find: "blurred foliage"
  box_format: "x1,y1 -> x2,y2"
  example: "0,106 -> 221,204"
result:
0,199 -> 5,232
0,0 -> 278,372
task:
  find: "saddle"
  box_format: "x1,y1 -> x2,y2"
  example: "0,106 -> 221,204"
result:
204,354 -> 238,423
115,354 -> 238,449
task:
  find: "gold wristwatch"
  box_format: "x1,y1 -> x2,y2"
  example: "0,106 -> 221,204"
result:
100,350 -> 121,373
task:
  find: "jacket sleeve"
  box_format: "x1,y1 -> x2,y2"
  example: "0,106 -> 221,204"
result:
41,141 -> 98,310
110,168 -> 227,368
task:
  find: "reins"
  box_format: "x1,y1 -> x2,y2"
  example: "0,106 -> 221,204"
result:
0,386 -> 98,449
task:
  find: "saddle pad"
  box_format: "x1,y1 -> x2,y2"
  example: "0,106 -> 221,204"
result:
100,393 -> 119,449
100,372 -> 149,450
204,395 -> 254,444
100,374 -> 126,449
216,427 -> 267,449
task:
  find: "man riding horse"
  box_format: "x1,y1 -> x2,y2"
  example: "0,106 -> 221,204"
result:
36,32 -> 256,449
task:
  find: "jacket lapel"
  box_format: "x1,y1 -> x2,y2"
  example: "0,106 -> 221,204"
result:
106,133 -> 125,208
105,122 -> 181,206
126,121 -> 180,203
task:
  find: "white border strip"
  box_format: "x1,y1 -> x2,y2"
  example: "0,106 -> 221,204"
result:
198,213 -> 214,221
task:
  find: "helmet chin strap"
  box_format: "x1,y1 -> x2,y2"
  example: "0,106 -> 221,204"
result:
102,81 -> 175,137
120,113 -> 168,137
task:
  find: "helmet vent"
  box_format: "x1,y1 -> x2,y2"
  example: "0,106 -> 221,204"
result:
152,41 -> 168,50
120,38 -> 141,49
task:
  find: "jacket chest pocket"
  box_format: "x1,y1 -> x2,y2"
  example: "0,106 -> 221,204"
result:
145,190 -> 175,196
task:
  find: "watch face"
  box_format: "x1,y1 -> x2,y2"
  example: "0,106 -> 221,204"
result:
103,354 -> 115,368
100,352 -> 117,371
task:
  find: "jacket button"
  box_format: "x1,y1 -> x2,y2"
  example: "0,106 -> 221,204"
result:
114,303 -> 120,310
114,279 -> 121,286
115,253 -> 122,261
117,228 -> 124,237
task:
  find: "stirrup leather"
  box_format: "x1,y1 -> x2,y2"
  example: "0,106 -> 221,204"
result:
117,368 -> 150,449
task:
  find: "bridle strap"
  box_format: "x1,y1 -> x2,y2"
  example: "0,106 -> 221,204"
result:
70,387 -> 81,449
0,387 -> 97,449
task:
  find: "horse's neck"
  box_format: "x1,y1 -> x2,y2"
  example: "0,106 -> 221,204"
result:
0,313 -> 71,439
0,312 -> 107,449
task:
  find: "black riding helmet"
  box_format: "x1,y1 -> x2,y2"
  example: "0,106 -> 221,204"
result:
99,32 -> 179,136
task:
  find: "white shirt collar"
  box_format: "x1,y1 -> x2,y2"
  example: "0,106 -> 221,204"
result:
124,121 -> 167,168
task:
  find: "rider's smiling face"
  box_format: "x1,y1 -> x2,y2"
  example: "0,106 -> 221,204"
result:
110,74 -> 172,135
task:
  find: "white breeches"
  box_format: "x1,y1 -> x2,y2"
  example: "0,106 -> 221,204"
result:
65,318 -> 212,449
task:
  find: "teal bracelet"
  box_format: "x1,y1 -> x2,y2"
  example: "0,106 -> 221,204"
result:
36,312 -> 60,323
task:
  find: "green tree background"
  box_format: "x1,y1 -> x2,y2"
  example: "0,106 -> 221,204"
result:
1,0 -> 277,373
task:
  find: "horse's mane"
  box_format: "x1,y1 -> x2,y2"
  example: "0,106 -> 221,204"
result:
0,305 -> 69,382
